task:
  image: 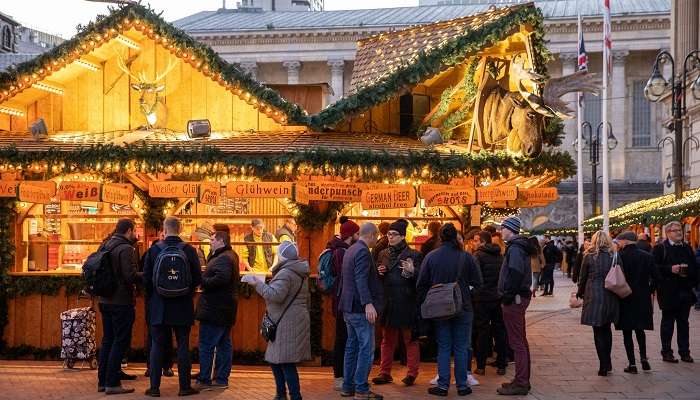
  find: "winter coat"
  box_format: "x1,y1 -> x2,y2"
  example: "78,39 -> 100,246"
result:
377,241 -> 424,328
196,246 -> 239,327
543,241 -> 562,266
652,240 -> 699,310
99,234 -> 140,306
497,235 -> 534,303
256,258 -> 311,364
530,248 -> 544,274
615,243 -> 656,331
143,236 -> 202,326
326,235 -> 350,316
637,240 -> 653,253
339,240 -> 384,315
420,235 -> 440,257
417,242 -> 482,313
577,251 -> 619,327
473,243 -> 503,303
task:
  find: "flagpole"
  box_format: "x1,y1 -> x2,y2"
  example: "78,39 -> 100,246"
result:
576,13 -> 585,245
602,0 -> 611,233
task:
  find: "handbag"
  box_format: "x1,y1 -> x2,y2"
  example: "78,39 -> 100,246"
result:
604,252 -> 632,298
421,252 -> 466,320
260,271 -> 306,342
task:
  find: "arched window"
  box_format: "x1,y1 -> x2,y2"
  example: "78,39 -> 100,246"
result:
2,26 -> 12,51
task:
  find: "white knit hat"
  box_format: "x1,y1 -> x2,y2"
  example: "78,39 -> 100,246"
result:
278,240 -> 299,263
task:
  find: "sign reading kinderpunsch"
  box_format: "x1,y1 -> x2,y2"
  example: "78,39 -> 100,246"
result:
226,182 -> 293,198
361,186 -> 416,209
149,181 -> 198,198
102,183 -> 134,205
298,181 -> 362,202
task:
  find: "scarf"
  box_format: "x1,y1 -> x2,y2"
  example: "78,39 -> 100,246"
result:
388,240 -> 408,269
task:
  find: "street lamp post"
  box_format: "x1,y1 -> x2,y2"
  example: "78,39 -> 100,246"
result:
645,50 -> 700,199
581,121 -> 617,216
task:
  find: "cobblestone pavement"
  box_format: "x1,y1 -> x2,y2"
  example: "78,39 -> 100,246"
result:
1,271 -> 699,400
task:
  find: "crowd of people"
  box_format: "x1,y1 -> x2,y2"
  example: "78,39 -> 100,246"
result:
90,214 -> 698,399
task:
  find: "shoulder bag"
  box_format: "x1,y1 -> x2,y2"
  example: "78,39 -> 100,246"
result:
260,270 -> 305,342
421,252 -> 466,320
604,252 -> 632,298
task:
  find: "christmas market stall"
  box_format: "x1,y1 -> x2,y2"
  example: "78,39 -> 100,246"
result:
0,3 -> 584,360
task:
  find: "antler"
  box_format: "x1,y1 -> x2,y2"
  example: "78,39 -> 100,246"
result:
541,71 -> 602,118
115,51 -> 142,83
153,58 -> 177,84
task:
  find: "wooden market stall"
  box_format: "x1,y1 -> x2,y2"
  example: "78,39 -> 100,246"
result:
0,3 -> 578,359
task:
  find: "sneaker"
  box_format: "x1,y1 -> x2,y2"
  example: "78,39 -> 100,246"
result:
105,386 -> 135,395
458,387 -> 473,396
195,383 -> 214,391
371,374 -> 393,385
354,391 -> 383,399
340,390 -> 355,397
624,365 -> 638,374
427,387 -> 448,397
334,377 -> 343,391
429,374 -> 439,385
178,387 -> 200,396
641,359 -> 651,371
210,383 -> 228,390
145,388 -> 161,397
467,373 -> 480,387
497,384 -> 529,395
401,375 -> 416,386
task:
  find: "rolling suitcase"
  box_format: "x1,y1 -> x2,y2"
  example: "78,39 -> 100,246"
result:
60,305 -> 97,370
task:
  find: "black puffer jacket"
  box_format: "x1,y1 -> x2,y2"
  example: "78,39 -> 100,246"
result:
473,243 -> 503,303
498,235 -> 535,303
196,246 -> 239,327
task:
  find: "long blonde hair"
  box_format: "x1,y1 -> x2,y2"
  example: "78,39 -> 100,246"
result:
586,230 -> 614,255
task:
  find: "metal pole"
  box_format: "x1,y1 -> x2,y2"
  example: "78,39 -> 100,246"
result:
601,48 -> 610,232
577,99 -> 585,243
592,162 -> 598,216
673,79 -> 684,199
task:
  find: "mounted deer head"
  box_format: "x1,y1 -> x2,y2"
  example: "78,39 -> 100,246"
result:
116,51 -> 177,129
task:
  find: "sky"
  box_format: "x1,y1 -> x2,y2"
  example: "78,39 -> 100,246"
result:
2,0 -> 420,39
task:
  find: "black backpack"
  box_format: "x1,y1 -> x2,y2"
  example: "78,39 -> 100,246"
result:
82,243 -> 118,297
153,241 -> 192,298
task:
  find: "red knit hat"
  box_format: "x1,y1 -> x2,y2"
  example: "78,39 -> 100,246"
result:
340,220 -> 360,240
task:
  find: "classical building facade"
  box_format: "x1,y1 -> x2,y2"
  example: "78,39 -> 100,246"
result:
234,0 -> 323,11
176,1 -> 670,230
0,10 -> 65,71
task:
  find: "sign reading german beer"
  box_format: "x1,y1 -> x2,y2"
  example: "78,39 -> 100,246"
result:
419,184 -> 476,206
298,181 -> 362,202
226,181 -> 293,198
0,181 -> 17,197
361,186 -> 416,209
58,181 -> 101,201
149,181 -> 198,198
476,186 -> 518,202
19,181 -> 56,204
519,187 -> 558,203
102,183 -> 134,205
199,182 -> 221,206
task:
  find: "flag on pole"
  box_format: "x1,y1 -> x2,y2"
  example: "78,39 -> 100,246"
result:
577,13 -> 587,106
603,0 -> 612,81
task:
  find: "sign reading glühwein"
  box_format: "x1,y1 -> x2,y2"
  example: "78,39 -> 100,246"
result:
226,182 -> 293,198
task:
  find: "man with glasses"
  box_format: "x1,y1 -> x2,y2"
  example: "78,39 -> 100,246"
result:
652,221 -> 699,363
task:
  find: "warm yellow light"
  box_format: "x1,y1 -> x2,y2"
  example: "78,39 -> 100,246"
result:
75,59 -> 100,71
0,106 -> 24,117
115,34 -> 140,50
32,81 -> 64,95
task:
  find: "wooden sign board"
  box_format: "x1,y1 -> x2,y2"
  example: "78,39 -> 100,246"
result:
226,181 -> 293,198
420,185 -> 477,206
58,181 -> 101,201
102,183 -> 134,205
295,184 -> 310,205
199,182 -> 221,206
149,181 -> 198,198
0,181 -> 17,197
476,186 -> 518,203
449,176 -> 476,187
357,183 -> 405,191
300,181 -> 363,202
361,186 -> 416,210
470,205 -> 482,227
19,181 -> 56,204
519,187 -> 559,203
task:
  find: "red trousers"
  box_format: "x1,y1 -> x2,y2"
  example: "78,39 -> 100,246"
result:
379,326 -> 420,378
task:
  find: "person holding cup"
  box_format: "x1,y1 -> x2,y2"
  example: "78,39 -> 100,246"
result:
652,221 -> 699,364
372,219 -> 424,387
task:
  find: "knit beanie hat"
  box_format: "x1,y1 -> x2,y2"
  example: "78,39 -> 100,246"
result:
616,231 -> 637,242
501,216 -> 522,234
278,240 -> 299,263
340,220 -> 360,240
388,219 -> 409,236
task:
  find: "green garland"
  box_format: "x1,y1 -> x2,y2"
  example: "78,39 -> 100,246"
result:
0,4 -> 307,125
0,143 -> 575,183
0,199 -> 15,351
292,201 -> 346,232
543,117 -> 564,147
308,5 -> 551,131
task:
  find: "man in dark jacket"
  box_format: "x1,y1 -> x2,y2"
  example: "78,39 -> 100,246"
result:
143,217 -> 202,397
420,221 -> 442,257
372,219 -> 424,387
652,221 -> 699,363
339,222 -> 383,399
97,218 -> 140,395
637,233 -> 653,253
541,236 -> 561,296
496,217 -> 533,396
328,220 -> 360,390
371,222 -> 391,263
471,230 -> 507,376
195,230 -> 239,390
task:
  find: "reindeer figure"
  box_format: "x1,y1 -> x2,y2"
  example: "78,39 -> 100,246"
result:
116,52 -> 177,129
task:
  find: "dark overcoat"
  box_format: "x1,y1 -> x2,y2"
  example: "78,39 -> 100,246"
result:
615,244 -> 655,331
577,251 -> 619,327
377,242 -> 423,328
652,240 -> 699,310
196,246 -> 239,327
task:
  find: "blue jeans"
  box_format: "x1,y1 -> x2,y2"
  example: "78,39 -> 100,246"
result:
343,313 -> 375,394
197,323 -> 233,385
97,303 -> 135,388
271,363 -> 301,400
434,311 -> 473,391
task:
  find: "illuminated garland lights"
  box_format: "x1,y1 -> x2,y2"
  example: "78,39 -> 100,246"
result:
0,3 -> 306,125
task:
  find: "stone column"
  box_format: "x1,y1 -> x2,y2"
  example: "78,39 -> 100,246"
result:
239,60 -> 258,81
610,50 -> 628,181
327,59 -> 345,104
282,61 -> 301,85
559,52 -> 578,170
672,0 -> 699,62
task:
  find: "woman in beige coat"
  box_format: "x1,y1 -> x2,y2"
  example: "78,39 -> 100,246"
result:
248,241 -> 311,400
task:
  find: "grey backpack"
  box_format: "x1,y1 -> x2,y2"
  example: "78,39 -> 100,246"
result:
421,253 -> 465,320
